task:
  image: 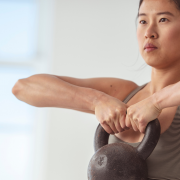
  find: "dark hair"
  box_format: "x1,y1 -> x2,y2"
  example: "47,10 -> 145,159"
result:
137,0 -> 180,19
130,0 -> 180,73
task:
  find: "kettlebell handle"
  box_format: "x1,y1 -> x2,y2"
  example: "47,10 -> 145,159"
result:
94,118 -> 161,160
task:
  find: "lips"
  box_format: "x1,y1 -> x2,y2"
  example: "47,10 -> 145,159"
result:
144,43 -> 157,49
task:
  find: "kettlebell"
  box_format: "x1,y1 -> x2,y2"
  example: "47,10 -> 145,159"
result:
87,118 -> 161,180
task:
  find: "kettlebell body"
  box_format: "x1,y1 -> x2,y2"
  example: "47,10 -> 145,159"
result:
88,118 -> 161,180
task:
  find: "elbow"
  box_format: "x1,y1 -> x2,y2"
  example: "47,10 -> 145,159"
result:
12,79 -> 24,97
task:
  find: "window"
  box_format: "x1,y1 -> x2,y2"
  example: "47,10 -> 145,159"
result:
0,0 -> 38,59
0,0 -> 50,179
0,67 -> 35,180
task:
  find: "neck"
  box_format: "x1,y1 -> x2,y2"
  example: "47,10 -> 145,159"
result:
148,62 -> 180,95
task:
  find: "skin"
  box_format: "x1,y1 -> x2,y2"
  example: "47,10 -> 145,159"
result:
137,0 -> 180,93
12,0 -> 180,135
125,0 -> 180,133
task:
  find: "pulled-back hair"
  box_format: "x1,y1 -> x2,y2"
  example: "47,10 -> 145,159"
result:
132,0 -> 180,71
137,0 -> 180,18
135,1 -> 180,31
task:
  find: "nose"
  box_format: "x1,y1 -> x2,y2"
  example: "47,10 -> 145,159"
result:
145,33 -> 157,39
145,26 -> 158,39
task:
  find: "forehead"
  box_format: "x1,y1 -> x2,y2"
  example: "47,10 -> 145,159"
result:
139,0 -> 179,14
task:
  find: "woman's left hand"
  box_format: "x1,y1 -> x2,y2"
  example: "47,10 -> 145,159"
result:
125,95 -> 162,134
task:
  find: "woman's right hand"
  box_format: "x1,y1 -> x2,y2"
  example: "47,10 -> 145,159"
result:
94,94 -> 130,134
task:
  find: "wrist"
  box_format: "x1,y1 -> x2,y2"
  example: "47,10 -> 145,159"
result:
92,91 -> 109,111
151,93 -> 163,112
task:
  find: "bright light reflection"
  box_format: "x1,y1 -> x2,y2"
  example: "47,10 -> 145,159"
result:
0,1 -> 37,59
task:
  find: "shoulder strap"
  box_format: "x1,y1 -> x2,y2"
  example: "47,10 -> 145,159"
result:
123,82 -> 149,104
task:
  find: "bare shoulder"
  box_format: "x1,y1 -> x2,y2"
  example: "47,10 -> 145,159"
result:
104,78 -> 139,101
55,75 -> 139,101
82,77 -> 139,102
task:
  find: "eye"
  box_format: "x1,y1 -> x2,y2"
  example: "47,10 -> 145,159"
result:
139,20 -> 146,24
159,18 -> 168,22
139,18 -> 168,24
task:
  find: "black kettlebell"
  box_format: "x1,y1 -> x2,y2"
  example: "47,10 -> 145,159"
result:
87,118 -> 161,180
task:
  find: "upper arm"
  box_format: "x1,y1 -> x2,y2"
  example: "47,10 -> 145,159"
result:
54,75 -> 139,102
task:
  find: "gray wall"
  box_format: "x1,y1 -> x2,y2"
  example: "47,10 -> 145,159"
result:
45,0 -> 151,180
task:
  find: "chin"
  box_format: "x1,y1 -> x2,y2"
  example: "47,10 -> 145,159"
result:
143,56 -> 164,66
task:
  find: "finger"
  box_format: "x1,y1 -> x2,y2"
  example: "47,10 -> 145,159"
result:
101,122 -> 114,134
125,114 -> 132,128
124,111 -> 130,130
119,114 -> 127,131
139,122 -> 146,134
130,118 -> 138,132
134,118 -> 139,130
114,118 -> 123,133
114,113 -> 124,133
140,127 -> 146,134
108,119 -> 119,134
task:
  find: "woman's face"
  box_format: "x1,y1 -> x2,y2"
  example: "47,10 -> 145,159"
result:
137,0 -> 180,69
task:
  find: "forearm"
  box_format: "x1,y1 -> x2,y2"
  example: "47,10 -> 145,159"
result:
152,81 -> 180,110
12,74 -> 105,112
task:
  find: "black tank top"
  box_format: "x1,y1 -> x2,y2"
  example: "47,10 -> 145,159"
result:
108,82 -> 180,180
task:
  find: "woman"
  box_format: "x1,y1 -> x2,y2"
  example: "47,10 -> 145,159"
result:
12,0 -> 180,179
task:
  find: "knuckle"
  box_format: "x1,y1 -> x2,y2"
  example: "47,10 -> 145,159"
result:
101,120 -> 107,125
134,118 -> 138,122
115,108 -> 123,114
129,110 -> 133,116
139,118 -> 144,124
109,113 -> 116,119
106,119 -> 111,124
137,116 -> 143,122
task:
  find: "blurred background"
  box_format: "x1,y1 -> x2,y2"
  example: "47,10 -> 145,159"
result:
0,0 -> 151,179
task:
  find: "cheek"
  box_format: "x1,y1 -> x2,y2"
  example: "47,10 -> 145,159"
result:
162,25 -> 180,59
137,29 -> 144,50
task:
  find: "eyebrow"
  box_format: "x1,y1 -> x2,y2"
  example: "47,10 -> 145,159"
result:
138,11 -> 174,17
